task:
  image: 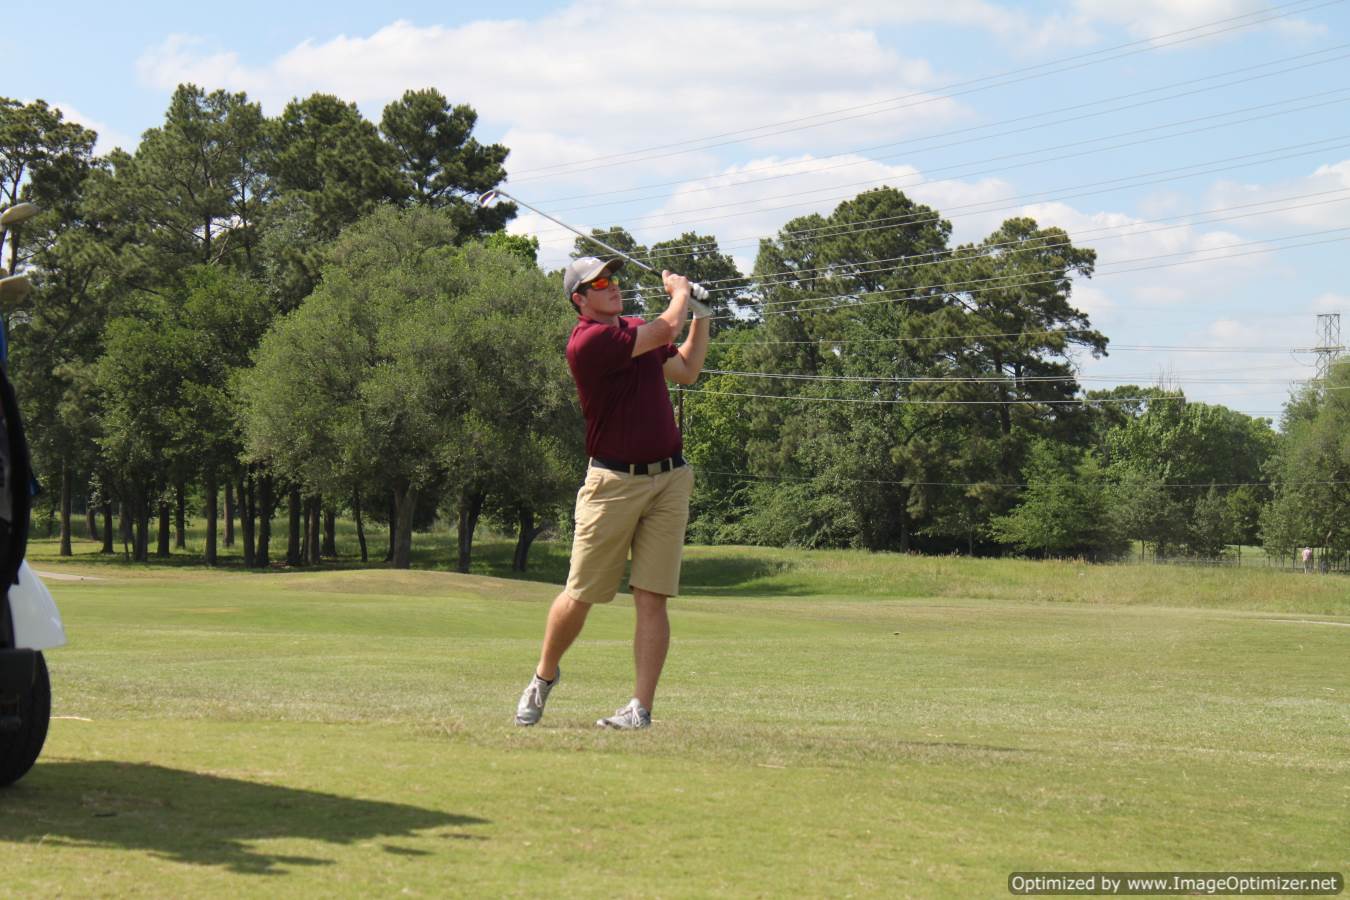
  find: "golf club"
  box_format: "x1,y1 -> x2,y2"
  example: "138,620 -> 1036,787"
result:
478,188 -> 712,315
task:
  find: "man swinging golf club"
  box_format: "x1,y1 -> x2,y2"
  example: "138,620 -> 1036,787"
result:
515,257 -> 710,729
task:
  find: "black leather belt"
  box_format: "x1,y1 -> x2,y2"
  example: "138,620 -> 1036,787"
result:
590,454 -> 686,476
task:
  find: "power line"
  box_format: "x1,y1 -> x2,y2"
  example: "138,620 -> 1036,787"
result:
701,369 -> 1315,386
508,0 -> 1342,181
545,86 -> 1350,217
684,188 -> 1350,298
720,227 -> 1350,322
744,330 -> 1316,352
681,385 -> 1345,406
696,469 -> 1346,490
530,44 -> 1350,207
532,134 -> 1350,258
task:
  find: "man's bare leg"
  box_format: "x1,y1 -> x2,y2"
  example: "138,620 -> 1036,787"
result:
536,591 -> 591,681
631,588 -> 669,710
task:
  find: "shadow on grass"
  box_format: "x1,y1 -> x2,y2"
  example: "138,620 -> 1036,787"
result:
1,761 -> 487,875
27,536 -> 810,597
677,556 -> 809,597
28,534 -> 573,584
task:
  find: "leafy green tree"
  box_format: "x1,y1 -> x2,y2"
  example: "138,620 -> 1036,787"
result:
990,440 -> 1123,559
240,207 -> 573,570
1105,395 -> 1275,558
94,308 -> 188,560
1107,466 -> 1187,560
936,218 -> 1104,469
1106,396 -> 1273,490
176,267 -> 273,563
1262,363 -> 1350,558
263,93 -> 404,307
95,85 -> 268,275
717,188 -> 957,551
1188,485 -> 1231,558
379,88 -> 514,235
0,98 -> 99,273
1225,484 -> 1264,557
0,98 -> 102,553
422,243 -> 578,572
485,231 -> 539,264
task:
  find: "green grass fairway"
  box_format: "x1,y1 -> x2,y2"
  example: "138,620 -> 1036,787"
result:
6,545 -> 1348,897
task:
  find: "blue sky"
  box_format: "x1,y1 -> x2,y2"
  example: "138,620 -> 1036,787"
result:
10,0 -> 1350,418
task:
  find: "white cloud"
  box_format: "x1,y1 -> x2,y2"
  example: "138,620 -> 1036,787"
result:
626,0 -> 1099,49
1206,159 -> 1350,230
43,101 -> 138,156
135,34 -> 252,97
519,150 -> 1303,286
1309,292 -> 1347,313
1071,0 -> 1319,45
521,153 -> 1021,272
135,9 -> 965,171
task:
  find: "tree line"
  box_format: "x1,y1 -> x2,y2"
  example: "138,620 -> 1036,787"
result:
1,87 -> 1342,570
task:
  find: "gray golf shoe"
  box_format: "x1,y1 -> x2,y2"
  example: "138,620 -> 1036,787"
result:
596,698 -> 651,730
515,668 -> 559,726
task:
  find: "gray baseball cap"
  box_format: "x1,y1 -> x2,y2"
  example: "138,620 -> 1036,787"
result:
563,256 -> 623,299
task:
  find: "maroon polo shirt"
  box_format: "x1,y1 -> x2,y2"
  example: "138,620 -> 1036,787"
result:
566,315 -> 681,463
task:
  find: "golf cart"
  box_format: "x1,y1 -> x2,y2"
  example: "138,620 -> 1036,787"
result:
0,200 -> 65,787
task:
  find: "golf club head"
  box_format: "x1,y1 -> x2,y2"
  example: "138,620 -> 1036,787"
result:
477,190 -> 499,208
0,274 -> 33,302
0,203 -> 39,227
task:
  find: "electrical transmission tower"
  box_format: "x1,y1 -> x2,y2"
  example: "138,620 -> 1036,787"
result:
1313,313 -> 1344,382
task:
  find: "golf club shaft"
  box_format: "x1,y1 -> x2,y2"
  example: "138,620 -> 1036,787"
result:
479,188 -> 710,303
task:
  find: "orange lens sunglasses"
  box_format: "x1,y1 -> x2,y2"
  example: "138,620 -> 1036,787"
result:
584,275 -> 619,291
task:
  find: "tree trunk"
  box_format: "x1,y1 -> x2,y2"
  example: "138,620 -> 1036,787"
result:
323,507 -> 336,558
86,503 -> 98,542
513,507 -> 546,572
456,491 -> 484,574
301,497 -> 312,564
136,493 -> 151,562
392,486 -> 417,569
119,500 -> 131,559
157,496 -> 171,557
101,502 -> 114,554
59,462 -> 72,557
224,481 -> 235,548
174,480 -> 186,549
287,486 -> 302,565
353,489 -> 368,563
205,473 -> 218,566
257,473 -> 273,567
307,497 -> 321,564
897,490 -> 911,553
386,491 -> 397,562
239,475 -> 256,568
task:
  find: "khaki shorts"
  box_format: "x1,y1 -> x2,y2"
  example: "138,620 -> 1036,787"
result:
564,463 -> 695,604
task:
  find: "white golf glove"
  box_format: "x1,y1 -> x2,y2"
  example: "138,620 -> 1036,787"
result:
689,283 -> 712,320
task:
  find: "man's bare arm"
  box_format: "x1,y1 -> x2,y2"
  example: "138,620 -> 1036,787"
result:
632,271 -> 690,358
663,315 -> 710,385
